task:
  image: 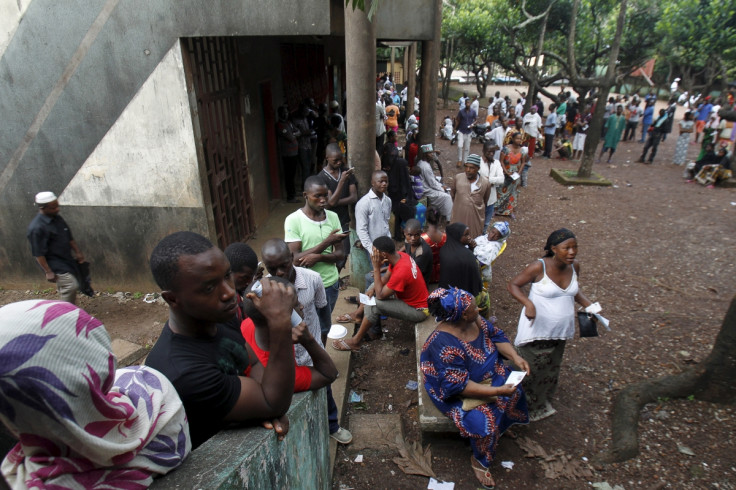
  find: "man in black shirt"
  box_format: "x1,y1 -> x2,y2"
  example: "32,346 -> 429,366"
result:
145,231 -> 295,449
26,192 -> 85,304
320,143 -> 358,273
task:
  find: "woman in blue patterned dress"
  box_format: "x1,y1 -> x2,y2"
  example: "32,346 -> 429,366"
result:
420,288 -> 529,488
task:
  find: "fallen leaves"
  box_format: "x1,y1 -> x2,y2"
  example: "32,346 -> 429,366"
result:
390,434 -> 436,478
516,436 -> 594,480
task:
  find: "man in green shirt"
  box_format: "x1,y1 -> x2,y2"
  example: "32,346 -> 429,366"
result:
284,175 -> 347,338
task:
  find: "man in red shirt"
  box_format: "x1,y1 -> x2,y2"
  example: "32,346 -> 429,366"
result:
333,236 -> 429,351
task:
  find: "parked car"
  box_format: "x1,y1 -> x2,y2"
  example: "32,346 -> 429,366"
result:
491,75 -> 521,84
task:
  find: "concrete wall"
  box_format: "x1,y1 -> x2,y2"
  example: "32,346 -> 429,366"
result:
0,0 -> 330,289
331,0 -> 438,40
151,390 -> 330,489
0,0 -> 439,289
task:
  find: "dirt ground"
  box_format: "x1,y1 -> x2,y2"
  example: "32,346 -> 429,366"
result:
331,95 -> 736,489
2,88 -> 734,489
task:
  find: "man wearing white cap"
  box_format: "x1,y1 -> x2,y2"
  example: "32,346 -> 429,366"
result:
26,192 -> 85,304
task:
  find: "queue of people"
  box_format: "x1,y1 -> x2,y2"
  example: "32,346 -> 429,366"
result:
6,85 -> 637,488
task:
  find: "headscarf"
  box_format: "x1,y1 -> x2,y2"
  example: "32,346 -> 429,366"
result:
439,222 -> 483,296
491,221 -> 510,240
544,228 -> 576,256
428,287 -> 474,323
0,300 -> 190,488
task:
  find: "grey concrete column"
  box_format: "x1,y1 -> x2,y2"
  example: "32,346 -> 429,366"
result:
344,1 -> 376,193
418,0 -> 442,147
406,43 -> 416,115
344,1 -> 376,290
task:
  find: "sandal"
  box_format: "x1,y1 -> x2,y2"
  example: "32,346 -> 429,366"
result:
332,339 -> 360,352
335,313 -> 356,323
344,295 -> 359,305
470,456 -> 495,489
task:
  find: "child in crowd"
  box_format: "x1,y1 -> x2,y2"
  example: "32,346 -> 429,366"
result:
473,221 -> 511,294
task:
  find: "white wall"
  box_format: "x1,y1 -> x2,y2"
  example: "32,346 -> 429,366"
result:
61,41 -> 203,208
0,0 -> 31,59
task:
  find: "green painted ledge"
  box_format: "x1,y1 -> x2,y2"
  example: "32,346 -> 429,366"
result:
549,168 -> 612,186
152,389 -> 329,489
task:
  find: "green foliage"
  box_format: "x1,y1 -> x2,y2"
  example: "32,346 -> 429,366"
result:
132,291 -> 144,300
655,0 -> 736,89
345,0 -> 381,20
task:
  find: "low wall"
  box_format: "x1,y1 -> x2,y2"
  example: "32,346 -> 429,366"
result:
152,389 -> 329,489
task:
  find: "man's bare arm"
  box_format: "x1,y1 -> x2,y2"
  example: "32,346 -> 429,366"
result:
224,280 -> 295,421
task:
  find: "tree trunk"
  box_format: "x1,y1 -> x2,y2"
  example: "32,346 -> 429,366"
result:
595,295 -> 736,464
441,38 -> 455,108
575,0 -> 627,178
577,84 -> 611,176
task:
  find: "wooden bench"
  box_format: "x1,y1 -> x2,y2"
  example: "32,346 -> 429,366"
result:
414,315 -> 458,434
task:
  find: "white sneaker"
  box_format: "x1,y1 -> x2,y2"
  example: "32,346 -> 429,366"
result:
330,427 -> 353,444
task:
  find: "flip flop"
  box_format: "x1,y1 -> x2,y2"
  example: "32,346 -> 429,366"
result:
335,313 -> 356,323
470,456 -> 495,489
344,295 -> 359,305
332,339 -> 360,352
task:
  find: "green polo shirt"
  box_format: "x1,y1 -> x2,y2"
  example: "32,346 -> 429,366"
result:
284,209 -> 341,287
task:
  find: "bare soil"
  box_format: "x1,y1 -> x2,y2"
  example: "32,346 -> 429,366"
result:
331,98 -> 736,489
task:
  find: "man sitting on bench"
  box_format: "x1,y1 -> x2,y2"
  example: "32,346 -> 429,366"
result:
332,236 -> 429,351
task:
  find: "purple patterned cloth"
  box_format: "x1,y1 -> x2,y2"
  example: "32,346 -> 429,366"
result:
0,300 -> 190,488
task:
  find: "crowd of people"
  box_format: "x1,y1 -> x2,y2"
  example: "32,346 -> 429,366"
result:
8,78 -> 734,488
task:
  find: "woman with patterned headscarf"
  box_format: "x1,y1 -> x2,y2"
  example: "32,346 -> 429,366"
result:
0,300 -> 190,488
508,228 -> 595,422
420,287 -> 529,489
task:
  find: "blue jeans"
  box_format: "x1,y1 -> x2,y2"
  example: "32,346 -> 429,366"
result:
318,281 -> 340,336
484,204 -> 495,232
326,385 -> 339,433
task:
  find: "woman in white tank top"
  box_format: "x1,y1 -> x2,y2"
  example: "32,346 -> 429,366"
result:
507,228 -> 595,421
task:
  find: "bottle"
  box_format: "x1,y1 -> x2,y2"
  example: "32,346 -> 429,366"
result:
250,280 -> 303,327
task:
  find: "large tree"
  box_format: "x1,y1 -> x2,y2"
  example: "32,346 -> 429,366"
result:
554,0 -> 659,178
596,295 -> 736,463
655,0 -> 736,95
440,0 -> 505,101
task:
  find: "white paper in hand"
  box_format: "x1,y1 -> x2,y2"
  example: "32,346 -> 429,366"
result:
510,172 -> 521,181
359,293 -> 376,306
505,371 -> 526,386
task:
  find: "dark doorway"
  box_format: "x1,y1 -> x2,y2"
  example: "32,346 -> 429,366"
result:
259,81 -> 280,200
182,37 -> 255,247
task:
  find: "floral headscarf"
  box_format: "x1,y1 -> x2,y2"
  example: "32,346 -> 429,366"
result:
428,287 -> 474,323
0,300 -> 190,488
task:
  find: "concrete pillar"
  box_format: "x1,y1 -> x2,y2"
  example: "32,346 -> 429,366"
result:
344,0 -> 376,290
344,1 -> 375,193
406,43 -> 416,115
418,0 -> 443,147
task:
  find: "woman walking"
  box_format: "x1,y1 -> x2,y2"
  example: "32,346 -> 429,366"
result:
495,131 -> 527,218
508,228 -> 596,421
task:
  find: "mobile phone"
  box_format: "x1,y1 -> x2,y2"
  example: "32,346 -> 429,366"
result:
341,223 -> 350,234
